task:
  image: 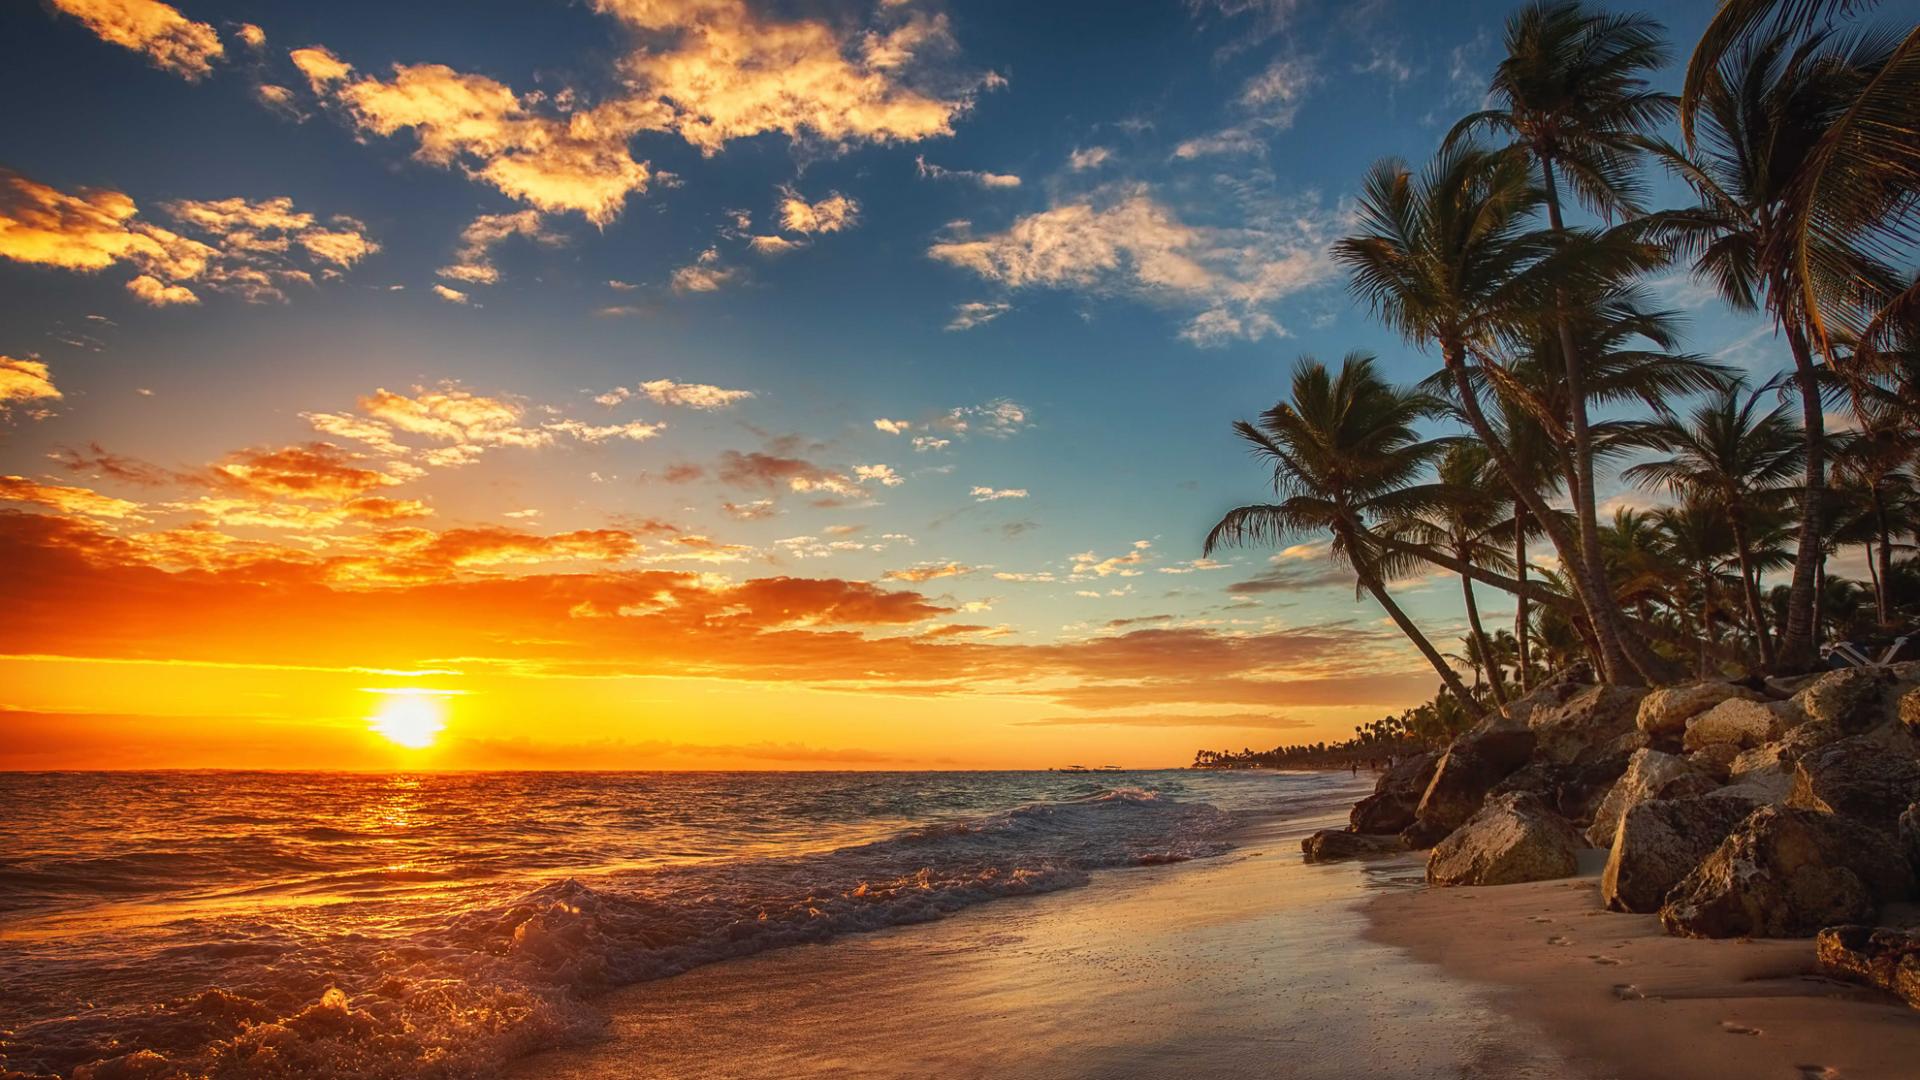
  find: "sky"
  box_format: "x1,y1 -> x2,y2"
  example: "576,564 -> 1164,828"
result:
0,0 -> 1793,770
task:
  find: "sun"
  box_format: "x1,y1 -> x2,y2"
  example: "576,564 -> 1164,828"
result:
367,692 -> 447,749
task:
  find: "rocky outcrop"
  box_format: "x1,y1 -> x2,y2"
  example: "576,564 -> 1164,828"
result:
1500,678 -> 1584,728
1682,697 -> 1785,754
1302,829 -> 1403,862
1489,753 -> 1632,831
1402,719 -> 1537,849
1528,684 -> 1647,765
1636,682 -> 1758,741
1426,792 -> 1581,887
1796,668 -> 1894,733
1349,751 -> 1439,835
1659,805 -> 1914,939
1815,925 -> 1920,1009
1585,749 -> 1720,847
1599,793 -> 1759,913
1786,736 -> 1920,834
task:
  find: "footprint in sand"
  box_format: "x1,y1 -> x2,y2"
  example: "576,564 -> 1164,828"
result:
1547,935 -> 1572,946
1797,1066 -> 1839,1079
1721,1022 -> 1762,1036
1589,955 -> 1624,966
1611,984 -> 1644,1000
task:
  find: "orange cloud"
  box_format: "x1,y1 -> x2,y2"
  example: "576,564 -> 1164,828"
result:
883,562 -> 973,583
44,0 -> 223,80
0,356 -> 61,413
209,442 -> 401,502
0,476 -> 145,520
777,187 -> 860,234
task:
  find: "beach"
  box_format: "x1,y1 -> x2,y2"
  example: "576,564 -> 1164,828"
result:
518,791 -> 1920,1080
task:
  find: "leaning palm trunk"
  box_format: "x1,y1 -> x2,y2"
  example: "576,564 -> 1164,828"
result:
1355,559 -> 1481,714
1728,506 -> 1776,669
1442,342 -> 1642,684
1778,323 -> 1825,670
1513,506 -> 1532,689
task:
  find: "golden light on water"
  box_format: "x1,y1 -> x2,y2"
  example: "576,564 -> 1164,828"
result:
367,692 -> 448,750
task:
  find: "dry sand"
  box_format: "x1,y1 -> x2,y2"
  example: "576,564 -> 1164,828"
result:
1366,853 -> 1920,1080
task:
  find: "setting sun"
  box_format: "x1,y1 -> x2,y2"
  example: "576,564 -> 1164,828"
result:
367,692 -> 447,750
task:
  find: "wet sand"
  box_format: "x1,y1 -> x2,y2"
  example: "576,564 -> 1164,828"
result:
1366,858 -> 1920,1080
515,797 -> 1574,1080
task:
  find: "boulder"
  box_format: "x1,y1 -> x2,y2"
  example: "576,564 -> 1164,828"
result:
1302,829 -> 1403,862
1528,684 -> 1647,765
1600,792 -> 1760,913
1686,741 -> 1741,780
1658,805 -> 1914,939
1585,749 -> 1720,848
1349,751 -> 1439,835
1426,792 -> 1582,887
1636,682 -> 1759,740
1403,722 -> 1537,848
1490,753 -> 1631,831
1500,679 -> 1583,728
1795,668 -> 1894,733
1682,697 -> 1784,754
1900,687 -> 1920,739
1787,735 -> 1920,834
1815,925 -> 1920,1009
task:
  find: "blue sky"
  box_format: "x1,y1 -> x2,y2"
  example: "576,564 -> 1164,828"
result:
0,0 -> 1805,768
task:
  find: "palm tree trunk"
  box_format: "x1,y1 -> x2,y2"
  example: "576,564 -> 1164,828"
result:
1538,158 -> 1637,683
1362,568 -> 1483,719
1460,569 -> 1508,708
1698,567 -> 1713,678
1871,489 -> 1894,628
1513,506 -> 1532,690
1729,510 -> 1777,669
1778,321 -> 1825,671
1442,344 -> 1642,685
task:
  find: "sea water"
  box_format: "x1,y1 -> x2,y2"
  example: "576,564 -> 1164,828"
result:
0,769 -> 1357,1078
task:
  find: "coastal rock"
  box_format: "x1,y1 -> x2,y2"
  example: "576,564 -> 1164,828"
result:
1500,680 -> 1582,728
1658,805 -> 1914,939
1489,754 -> 1631,831
1636,682 -> 1758,741
1404,723 -> 1537,848
1600,792 -> 1759,913
1795,668 -> 1893,733
1426,792 -> 1581,887
1900,687 -> 1920,738
1349,751 -> 1439,835
1528,684 -> 1647,765
1685,741 -> 1741,781
1584,749 -> 1720,848
1682,697 -> 1784,754
1786,736 -> 1920,834
1815,926 -> 1920,1009
1302,829 -> 1403,862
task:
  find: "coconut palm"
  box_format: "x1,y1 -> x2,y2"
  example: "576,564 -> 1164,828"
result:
1653,497 -> 1742,676
1335,143 -> 1660,684
1447,0 -> 1677,655
1829,392 -> 1920,626
1648,29 -> 1912,669
1621,383 -> 1804,668
1410,442 -> 1517,707
1204,353 -> 1481,715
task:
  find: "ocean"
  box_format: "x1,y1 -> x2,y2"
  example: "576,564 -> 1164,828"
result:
0,769 -> 1358,1078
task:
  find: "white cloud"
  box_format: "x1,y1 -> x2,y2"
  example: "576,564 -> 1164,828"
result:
915,155 -> 1021,189
946,300 -> 1010,331
431,283 -> 471,305
855,464 -> 903,487
873,418 -> 911,435
777,187 -> 860,234
639,379 -> 754,410
971,485 -> 1028,501
1067,146 -> 1113,171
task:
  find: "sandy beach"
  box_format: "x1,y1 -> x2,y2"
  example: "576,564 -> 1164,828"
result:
514,792 -> 1920,1080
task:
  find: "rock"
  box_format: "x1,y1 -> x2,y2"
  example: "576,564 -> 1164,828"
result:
1302,829 -> 1403,862
1902,802 -> 1920,872
1686,741 -> 1741,780
1658,805 -> 1914,938
1682,697 -> 1784,753
1636,682 -> 1758,740
1764,671 -> 1823,698
1529,684 -> 1647,765
1900,687 -> 1920,738
1786,735 -> 1920,834
1426,792 -> 1582,887
1403,723 -> 1538,847
1585,749 -> 1720,847
1490,754 -> 1631,831
1349,751 -> 1439,835
1500,679 -> 1582,728
1600,793 -> 1761,913
1796,668 -> 1894,733
1815,925 -> 1920,1009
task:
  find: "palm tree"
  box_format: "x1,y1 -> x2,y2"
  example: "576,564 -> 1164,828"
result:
1622,383 -> 1804,668
1335,143 -> 1655,685
1204,353 -> 1481,715
1649,29 -> 1911,669
1448,0 -> 1677,665
1653,497 -> 1742,676
1829,390 -> 1920,627
1411,442 -> 1515,707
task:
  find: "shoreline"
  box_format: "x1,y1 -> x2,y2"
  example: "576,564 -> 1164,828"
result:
512,778 -> 1582,1079
1363,861 -> 1920,1079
